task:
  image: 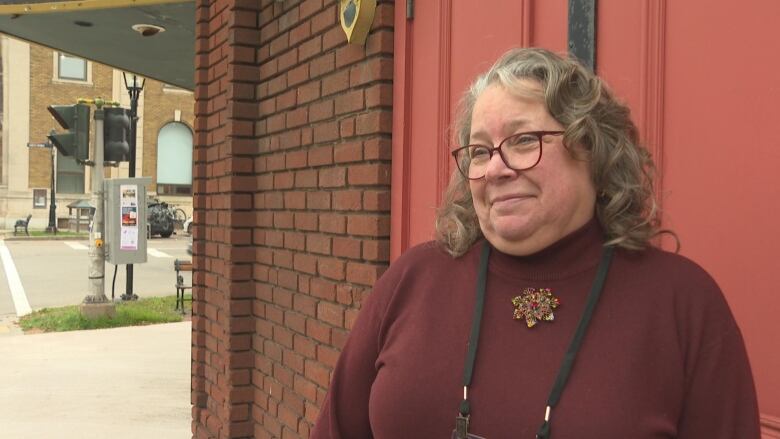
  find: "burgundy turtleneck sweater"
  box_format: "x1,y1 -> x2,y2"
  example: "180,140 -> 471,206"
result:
311,220 -> 759,438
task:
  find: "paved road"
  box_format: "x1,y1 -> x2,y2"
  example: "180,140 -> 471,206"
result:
0,235 -> 192,317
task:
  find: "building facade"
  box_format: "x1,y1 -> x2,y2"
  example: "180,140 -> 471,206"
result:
190,0 -> 780,438
0,36 -> 195,230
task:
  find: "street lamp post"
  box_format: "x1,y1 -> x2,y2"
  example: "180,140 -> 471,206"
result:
47,130 -> 57,234
121,73 -> 145,301
27,133 -> 58,234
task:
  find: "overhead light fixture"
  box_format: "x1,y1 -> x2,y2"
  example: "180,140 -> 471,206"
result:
131,24 -> 165,37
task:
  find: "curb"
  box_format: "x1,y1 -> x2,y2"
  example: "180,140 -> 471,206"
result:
2,236 -> 89,241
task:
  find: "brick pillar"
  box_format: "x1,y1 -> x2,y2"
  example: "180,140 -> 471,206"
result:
192,0 -> 262,438
193,1 -> 394,438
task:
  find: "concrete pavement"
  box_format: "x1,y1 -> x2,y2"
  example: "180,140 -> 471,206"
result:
0,313 -> 23,335
0,321 -> 191,438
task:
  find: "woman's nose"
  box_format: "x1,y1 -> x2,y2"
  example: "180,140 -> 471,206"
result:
484,150 -> 516,180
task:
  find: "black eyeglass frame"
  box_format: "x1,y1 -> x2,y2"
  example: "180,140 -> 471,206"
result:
451,130 -> 565,180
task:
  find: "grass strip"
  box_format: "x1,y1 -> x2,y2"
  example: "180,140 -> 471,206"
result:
19,294 -> 191,333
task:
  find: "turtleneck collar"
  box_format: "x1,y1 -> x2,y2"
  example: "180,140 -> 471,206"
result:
486,217 -> 606,282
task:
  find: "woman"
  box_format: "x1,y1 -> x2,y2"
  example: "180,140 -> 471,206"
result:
311,48 -> 759,438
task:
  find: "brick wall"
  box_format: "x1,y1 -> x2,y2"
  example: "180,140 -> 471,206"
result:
191,0 -> 394,437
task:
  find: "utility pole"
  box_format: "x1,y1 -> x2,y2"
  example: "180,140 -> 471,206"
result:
80,99 -> 115,318
122,73 -> 144,301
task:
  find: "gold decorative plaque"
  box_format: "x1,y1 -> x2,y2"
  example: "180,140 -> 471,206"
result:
339,0 -> 376,45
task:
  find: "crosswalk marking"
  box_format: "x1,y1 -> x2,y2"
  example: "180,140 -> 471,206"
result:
0,241 -> 32,316
64,241 -> 88,250
147,248 -> 172,258
64,241 -> 174,258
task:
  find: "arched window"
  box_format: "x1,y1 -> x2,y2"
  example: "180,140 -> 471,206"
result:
156,122 -> 192,195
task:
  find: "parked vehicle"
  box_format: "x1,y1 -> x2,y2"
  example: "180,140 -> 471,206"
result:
147,199 -> 175,238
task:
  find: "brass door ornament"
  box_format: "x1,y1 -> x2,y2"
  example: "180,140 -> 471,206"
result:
339,0 -> 376,45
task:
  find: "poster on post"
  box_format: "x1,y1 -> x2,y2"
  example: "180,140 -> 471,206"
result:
120,185 -> 139,250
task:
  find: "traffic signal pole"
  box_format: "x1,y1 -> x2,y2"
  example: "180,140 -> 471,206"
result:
48,98 -> 123,318
81,103 -> 114,317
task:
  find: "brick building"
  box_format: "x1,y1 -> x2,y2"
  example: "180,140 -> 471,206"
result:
0,36 -> 195,230
190,0 -> 393,437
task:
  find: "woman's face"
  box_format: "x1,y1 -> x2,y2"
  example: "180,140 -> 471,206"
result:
468,82 -> 596,256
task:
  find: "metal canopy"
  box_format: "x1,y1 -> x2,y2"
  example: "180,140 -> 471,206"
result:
0,0 -> 195,90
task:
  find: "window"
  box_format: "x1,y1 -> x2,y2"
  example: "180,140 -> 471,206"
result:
156,122 -> 193,195
33,189 -> 47,209
56,152 -> 85,194
57,53 -> 87,81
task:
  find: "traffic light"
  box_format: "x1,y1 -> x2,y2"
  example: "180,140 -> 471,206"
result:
104,107 -> 131,162
47,104 -> 90,161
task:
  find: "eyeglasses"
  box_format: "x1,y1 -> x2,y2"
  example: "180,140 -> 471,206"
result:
451,131 -> 565,180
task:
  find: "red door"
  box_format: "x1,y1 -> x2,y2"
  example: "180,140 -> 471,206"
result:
392,0 -> 780,435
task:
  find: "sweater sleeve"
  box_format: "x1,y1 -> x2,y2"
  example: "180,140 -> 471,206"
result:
310,252 -> 407,439
657,251 -> 761,438
676,328 -> 760,439
309,293 -> 383,439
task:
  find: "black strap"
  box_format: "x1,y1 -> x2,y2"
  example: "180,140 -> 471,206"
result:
456,242 -> 614,438
536,245 -> 614,439
459,241 -> 491,417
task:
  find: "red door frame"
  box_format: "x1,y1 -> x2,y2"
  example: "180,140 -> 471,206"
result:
391,0 -> 533,261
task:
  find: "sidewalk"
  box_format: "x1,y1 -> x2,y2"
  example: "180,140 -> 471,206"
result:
0,313 -> 23,335
0,321 -> 191,438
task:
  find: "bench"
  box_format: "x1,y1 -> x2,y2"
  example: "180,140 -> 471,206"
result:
174,259 -> 192,313
14,214 -> 32,236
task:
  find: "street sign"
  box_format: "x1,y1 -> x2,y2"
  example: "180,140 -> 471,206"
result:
27,142 -> 50,148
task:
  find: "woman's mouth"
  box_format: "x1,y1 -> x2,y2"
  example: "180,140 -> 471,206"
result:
491,195 -> 534,211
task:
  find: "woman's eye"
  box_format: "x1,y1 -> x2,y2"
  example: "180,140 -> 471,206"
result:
507,134 -> 537,146
470,147 -> 490,158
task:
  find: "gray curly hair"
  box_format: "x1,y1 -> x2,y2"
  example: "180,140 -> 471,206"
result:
435,48 -> 661,257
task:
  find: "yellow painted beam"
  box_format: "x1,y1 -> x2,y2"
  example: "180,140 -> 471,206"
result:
0,0 -> 190,15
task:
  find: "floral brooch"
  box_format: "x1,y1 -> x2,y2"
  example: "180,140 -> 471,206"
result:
511,288 -> 561,328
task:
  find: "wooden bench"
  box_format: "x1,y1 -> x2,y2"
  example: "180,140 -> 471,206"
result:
174,259 -> 192,313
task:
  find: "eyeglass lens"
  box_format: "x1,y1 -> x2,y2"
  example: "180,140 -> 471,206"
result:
456,133 -> 542,179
